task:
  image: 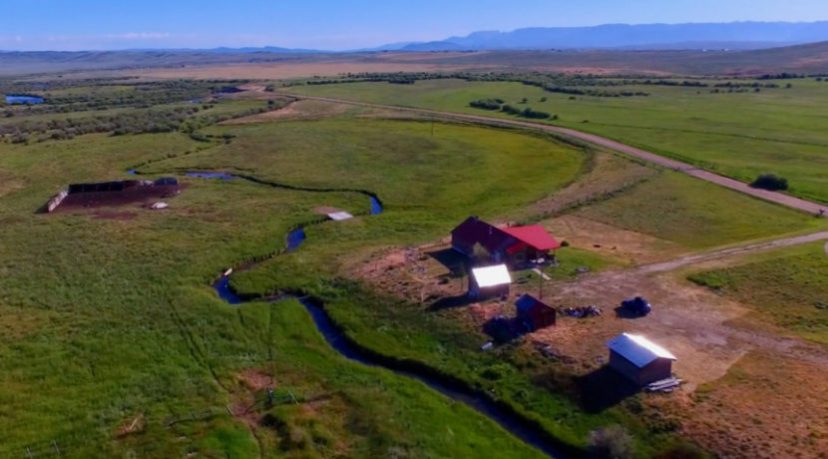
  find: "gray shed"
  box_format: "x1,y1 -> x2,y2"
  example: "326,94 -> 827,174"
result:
607,333 -> 676,386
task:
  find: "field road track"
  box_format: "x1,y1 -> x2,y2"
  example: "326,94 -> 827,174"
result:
635,230 -> 828,275
287,94 -> 828,216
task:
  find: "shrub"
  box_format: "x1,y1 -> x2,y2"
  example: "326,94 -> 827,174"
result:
469,99 -> 502,110
520,108 -> 551,119
751,174 -> 789,191
501,104 -> 520,115
588,425 -> 635,459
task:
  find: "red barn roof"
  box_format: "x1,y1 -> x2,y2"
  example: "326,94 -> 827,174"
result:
502,225 -> 561,251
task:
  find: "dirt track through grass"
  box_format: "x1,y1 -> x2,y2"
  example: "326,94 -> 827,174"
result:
288,94 -> 828,216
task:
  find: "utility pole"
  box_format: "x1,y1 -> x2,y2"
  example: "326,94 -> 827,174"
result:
533,257 -> 546,300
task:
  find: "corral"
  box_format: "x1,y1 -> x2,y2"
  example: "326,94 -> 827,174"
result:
45,178 -> 180,213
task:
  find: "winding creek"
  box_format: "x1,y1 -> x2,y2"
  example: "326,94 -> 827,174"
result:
181,171 -> 570,458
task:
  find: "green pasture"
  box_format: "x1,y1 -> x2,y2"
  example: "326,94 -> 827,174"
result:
289,79 -> 828,203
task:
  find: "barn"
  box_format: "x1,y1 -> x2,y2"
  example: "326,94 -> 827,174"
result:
515,294 -> 556,331
606,333 -> 677,386
469,264 -> 512,300
451,217 -> 517,262
451,217 -> 560,267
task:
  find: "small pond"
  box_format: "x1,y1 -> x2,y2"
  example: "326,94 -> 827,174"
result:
5,95 -> 45,105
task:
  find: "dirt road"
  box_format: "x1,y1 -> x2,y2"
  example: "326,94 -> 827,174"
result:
541,231 -> 828,387
289,94 -> 827,216
635,230 -> 828,275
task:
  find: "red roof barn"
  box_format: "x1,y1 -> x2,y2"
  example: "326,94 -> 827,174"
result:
451,217 -> 560,267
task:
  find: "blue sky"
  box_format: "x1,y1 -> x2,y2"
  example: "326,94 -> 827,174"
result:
2,0 -> 828,51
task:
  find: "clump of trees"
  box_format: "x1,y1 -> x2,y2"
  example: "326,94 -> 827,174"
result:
292,72 -> 653,97
751,173 -> 789,191
500,104 -> 554,119
468,97 -> 556,120
469,99 -> 503,110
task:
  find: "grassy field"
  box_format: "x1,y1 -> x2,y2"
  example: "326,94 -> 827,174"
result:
154,117 -> 817,455
288,78 -> 828,203
688,242 -> 828,344
571,171 -> 824,249
0,117 -> 590,456
1,75 -> 825,458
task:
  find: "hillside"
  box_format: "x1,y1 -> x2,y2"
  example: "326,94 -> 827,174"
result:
4,41 -> 828,78
391,41 -> 828,75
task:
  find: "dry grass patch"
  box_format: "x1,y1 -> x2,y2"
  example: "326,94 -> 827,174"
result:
684,352 -> 828,459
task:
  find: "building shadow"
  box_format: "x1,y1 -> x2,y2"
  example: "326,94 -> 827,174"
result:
483,316 -> 528,344
576,365 -> 640,413
428,294 -> 476,311
426,248 -> 468,276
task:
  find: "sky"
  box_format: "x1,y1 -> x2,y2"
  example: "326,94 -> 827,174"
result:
2,0 -> 828,51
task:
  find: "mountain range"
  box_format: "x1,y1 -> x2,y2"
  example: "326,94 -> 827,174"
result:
391,21 -> 828,51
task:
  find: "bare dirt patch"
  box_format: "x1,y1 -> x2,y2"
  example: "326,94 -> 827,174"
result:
237,368 -> 274,392
115,414 -> 146,439
528,247 -> 828,457
682,352 -> 828,459
222,99 -> 352,124
349,245 -> 462,304
545,215 -> 684,265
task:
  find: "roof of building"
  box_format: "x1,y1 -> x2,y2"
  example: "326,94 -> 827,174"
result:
607,333 -> 677,368
502,225 -> 561,252
471,264 -> 512,288
452,217 -> 517,254
515,294 -> 552,314
328,211 -> 354,221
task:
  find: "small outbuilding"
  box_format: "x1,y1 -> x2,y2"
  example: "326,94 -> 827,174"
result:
328,211 -> 354,221
606,333 -> 677,386
515,294 -> 556,331
469,264 -> 511,300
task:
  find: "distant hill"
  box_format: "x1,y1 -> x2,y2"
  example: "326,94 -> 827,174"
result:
394,22 -> 828,51
391,41 -> 828,76
5,40 -> 828,78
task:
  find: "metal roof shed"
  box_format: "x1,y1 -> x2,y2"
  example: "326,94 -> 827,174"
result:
607,333 -> 677,386
469,264 -> 512,300
328,211 -> 354,221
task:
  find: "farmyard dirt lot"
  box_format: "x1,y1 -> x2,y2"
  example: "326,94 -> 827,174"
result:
349,224 -> 828,458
